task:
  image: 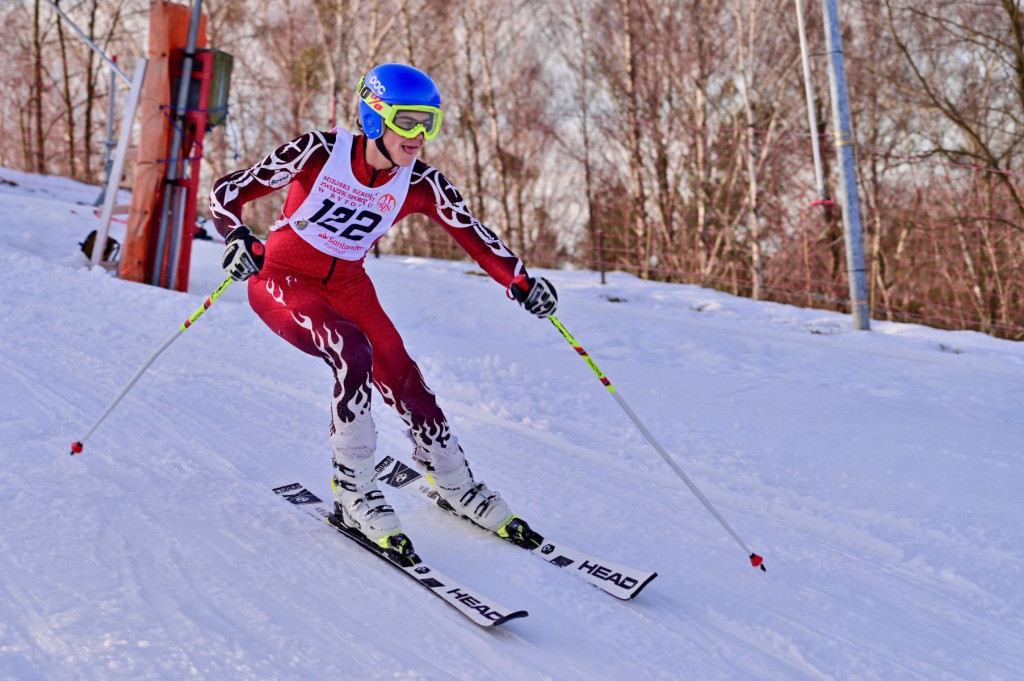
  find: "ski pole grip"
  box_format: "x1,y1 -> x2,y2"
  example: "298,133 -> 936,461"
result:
512,274 -> 530,292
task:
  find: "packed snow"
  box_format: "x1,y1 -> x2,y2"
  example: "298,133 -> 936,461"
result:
0,166 -> 1021,680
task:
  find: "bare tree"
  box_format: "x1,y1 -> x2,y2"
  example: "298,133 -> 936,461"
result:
309,0 -> 406,130
878,0 -> 1024,214
31,0 -> 48,173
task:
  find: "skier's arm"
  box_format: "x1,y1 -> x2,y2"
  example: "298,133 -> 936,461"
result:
209,131 -> 332,239
401,165 -> 525,287
402,165 -> 557,318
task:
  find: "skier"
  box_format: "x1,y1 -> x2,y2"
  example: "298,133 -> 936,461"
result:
209,63 -> 557,560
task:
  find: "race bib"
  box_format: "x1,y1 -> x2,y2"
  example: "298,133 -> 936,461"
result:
274,128 -> 411,261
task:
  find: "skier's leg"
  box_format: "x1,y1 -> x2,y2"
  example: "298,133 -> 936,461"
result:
247,273 -> 402,546
339,278 -> 516,533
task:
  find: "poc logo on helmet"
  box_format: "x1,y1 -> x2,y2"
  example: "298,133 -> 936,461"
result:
367,74 -> 386,95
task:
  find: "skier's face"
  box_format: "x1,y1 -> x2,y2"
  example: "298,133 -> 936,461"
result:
382,123 -> 427,167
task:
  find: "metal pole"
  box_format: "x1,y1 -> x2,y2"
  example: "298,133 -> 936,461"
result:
819,0 -> 870,330
92,59 -> 148,269
794,0 -> 827,203
95,57 -> 119,207
152,0 -> 203,289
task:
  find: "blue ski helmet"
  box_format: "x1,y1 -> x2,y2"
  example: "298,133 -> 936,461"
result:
357,63 -> 443,140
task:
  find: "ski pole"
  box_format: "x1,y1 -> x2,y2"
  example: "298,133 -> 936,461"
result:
515,278 -> 765,571
70,276 -> 234,456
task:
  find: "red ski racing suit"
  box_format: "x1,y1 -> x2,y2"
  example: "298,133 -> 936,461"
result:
209,128 -> 527,472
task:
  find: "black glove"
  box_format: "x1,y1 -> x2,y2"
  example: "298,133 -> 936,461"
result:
221,226 -> 265,281
510,275 -> 558,318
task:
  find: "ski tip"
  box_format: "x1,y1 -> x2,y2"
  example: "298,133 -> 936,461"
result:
750,553 -> 766,572
70,441 -> 84,456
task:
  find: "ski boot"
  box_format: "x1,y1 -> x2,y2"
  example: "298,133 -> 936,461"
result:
425,460 -> 513,531
330,458 -> 418,566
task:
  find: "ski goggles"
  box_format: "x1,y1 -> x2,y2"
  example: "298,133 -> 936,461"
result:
357,77 -> 443,140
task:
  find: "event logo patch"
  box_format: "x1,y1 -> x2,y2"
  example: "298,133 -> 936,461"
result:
376,193 -> 397,214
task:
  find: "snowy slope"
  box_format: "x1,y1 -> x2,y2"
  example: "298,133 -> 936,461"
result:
0,167 -> 1021,681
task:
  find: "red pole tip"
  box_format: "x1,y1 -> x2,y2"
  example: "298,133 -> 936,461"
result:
750,553 -> 766,571
70,441 -> 84,455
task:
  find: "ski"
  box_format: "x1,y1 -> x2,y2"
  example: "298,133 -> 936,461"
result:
272,483 -> 529,629
374,457 -> 658,600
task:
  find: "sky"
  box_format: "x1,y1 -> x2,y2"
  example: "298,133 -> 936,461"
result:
0,166 -> 1021,681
